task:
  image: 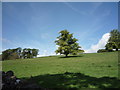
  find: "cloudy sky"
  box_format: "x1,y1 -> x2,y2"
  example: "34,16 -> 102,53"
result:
2,2 -> 118,56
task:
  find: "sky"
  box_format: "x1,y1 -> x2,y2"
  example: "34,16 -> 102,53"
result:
2,2 -> 118,56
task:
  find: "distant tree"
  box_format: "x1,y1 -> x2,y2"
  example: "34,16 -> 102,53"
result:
55,30 -> 84,57
16,47 -> 22,58
2,47 -> 39,60
32,49 -> 39,58
2,49 -> 12,60
22,48 -> 39,58
22,48 -> 31,58
105,29 -> 120,51
22,48 -> 27,59
2,48 -> 20,60
8,52 -> 19,60
27,48 -> 32,58
97,49 -> 108,53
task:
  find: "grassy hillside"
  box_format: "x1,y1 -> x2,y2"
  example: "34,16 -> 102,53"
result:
2,52 -> 119,88
2,52 -> 118,78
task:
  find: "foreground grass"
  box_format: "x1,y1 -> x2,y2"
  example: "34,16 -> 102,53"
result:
2,52 -> 119,88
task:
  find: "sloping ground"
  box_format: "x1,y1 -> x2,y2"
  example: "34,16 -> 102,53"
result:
2,52 -> 120,88
2,52 -> 118,78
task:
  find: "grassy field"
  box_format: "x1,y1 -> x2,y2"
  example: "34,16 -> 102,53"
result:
2,52 -> 120,88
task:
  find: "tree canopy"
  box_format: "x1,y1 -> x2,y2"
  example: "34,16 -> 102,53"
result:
55,30 -> 84,57
2,47 -> 39,60
105,29 -> 120,51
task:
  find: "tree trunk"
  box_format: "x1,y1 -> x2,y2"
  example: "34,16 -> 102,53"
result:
116,48 -> 118,51
65,54 -> 68,57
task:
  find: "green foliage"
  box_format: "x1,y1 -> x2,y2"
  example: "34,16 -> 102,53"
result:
105,29 -> 120,51
2,47 -> 39,60
22,48 -> 39,59
97,49 -> 108,53
2,48 -> 20,60
55,30 -> 84,57
105,43 -> 114,52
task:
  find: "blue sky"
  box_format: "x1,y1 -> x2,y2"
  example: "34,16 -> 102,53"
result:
2,2 -> 118,56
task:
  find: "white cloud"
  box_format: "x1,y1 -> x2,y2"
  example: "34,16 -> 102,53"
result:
85,33 -> 110,53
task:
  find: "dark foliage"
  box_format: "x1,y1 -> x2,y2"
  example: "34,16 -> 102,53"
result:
2,47 -> 39,60
105,29 -> 120,51
97,49 -> 108,53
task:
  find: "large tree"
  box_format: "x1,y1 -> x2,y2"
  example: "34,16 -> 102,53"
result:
55,30 -> 84,57
105,29 -> 120,51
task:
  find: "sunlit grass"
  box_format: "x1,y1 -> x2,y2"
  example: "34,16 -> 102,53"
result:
2,52 -> 118,78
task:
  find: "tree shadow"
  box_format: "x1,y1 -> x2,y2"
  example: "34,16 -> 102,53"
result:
21,72 -> 120,89
59,55 -> 83,58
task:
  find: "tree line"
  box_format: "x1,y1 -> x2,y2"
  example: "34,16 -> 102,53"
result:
2,47 -> 39,60
1,29 -> 119,60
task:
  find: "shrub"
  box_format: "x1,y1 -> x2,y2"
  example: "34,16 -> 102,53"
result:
97,49 -> 108,53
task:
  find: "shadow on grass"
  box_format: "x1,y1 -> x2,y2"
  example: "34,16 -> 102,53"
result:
59,55 -> 83,58
22,72 -> 120,88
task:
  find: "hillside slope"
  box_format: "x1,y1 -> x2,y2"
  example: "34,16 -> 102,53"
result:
2,52 -> 118,78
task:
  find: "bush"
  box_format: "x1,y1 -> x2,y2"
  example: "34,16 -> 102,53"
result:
107,49 -> 114,52
97,49 -> 108,53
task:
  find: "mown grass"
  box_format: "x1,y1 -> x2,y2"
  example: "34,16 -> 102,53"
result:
2,52 -> 120,88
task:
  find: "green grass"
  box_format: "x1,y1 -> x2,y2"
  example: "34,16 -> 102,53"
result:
2,52 -> 120,88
